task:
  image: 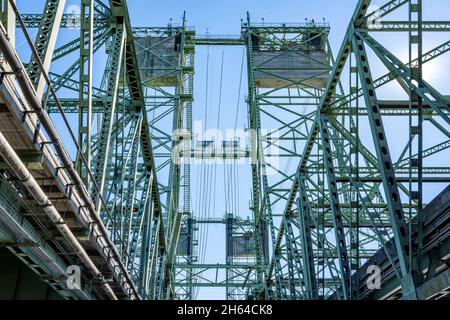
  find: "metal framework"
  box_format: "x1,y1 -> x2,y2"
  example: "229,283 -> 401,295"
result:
0,0 -> 448,300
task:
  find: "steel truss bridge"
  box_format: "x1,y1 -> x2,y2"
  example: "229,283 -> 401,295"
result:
0,0 -> 448,300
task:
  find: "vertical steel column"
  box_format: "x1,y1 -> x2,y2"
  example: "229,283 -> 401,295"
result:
244,13 -> 267,293
182,22 -> 195,299
297,175 -> 318,299
359,32 -> 450,126
138,172 -> 154,297
284,217 -> 304,299
166,16 -> 186,230
1,0 -> 16,52
148,215 -> 161,298
408,0 -> 424,286
124,117 -> 142,265
348,53 -> 360,299
78,0 -> 94,184
166,13 -> 191,298
225,213 -> 233,300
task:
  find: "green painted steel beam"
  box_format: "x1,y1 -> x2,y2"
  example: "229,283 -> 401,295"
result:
91,24 -> 126,206
319,116 -> 351,299
19,13 -> 108,28
26,0 -> 66,98
367,21 -> 450,32
352,33 -> 418,298
194,35 -> 244,46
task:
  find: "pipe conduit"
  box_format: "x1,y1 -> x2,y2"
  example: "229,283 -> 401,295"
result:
0,21 -> 139,299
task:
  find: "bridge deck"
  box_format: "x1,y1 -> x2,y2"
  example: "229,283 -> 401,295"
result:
0,41 -> 133,299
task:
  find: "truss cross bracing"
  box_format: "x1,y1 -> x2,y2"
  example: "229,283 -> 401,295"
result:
0,0 -> 448,300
